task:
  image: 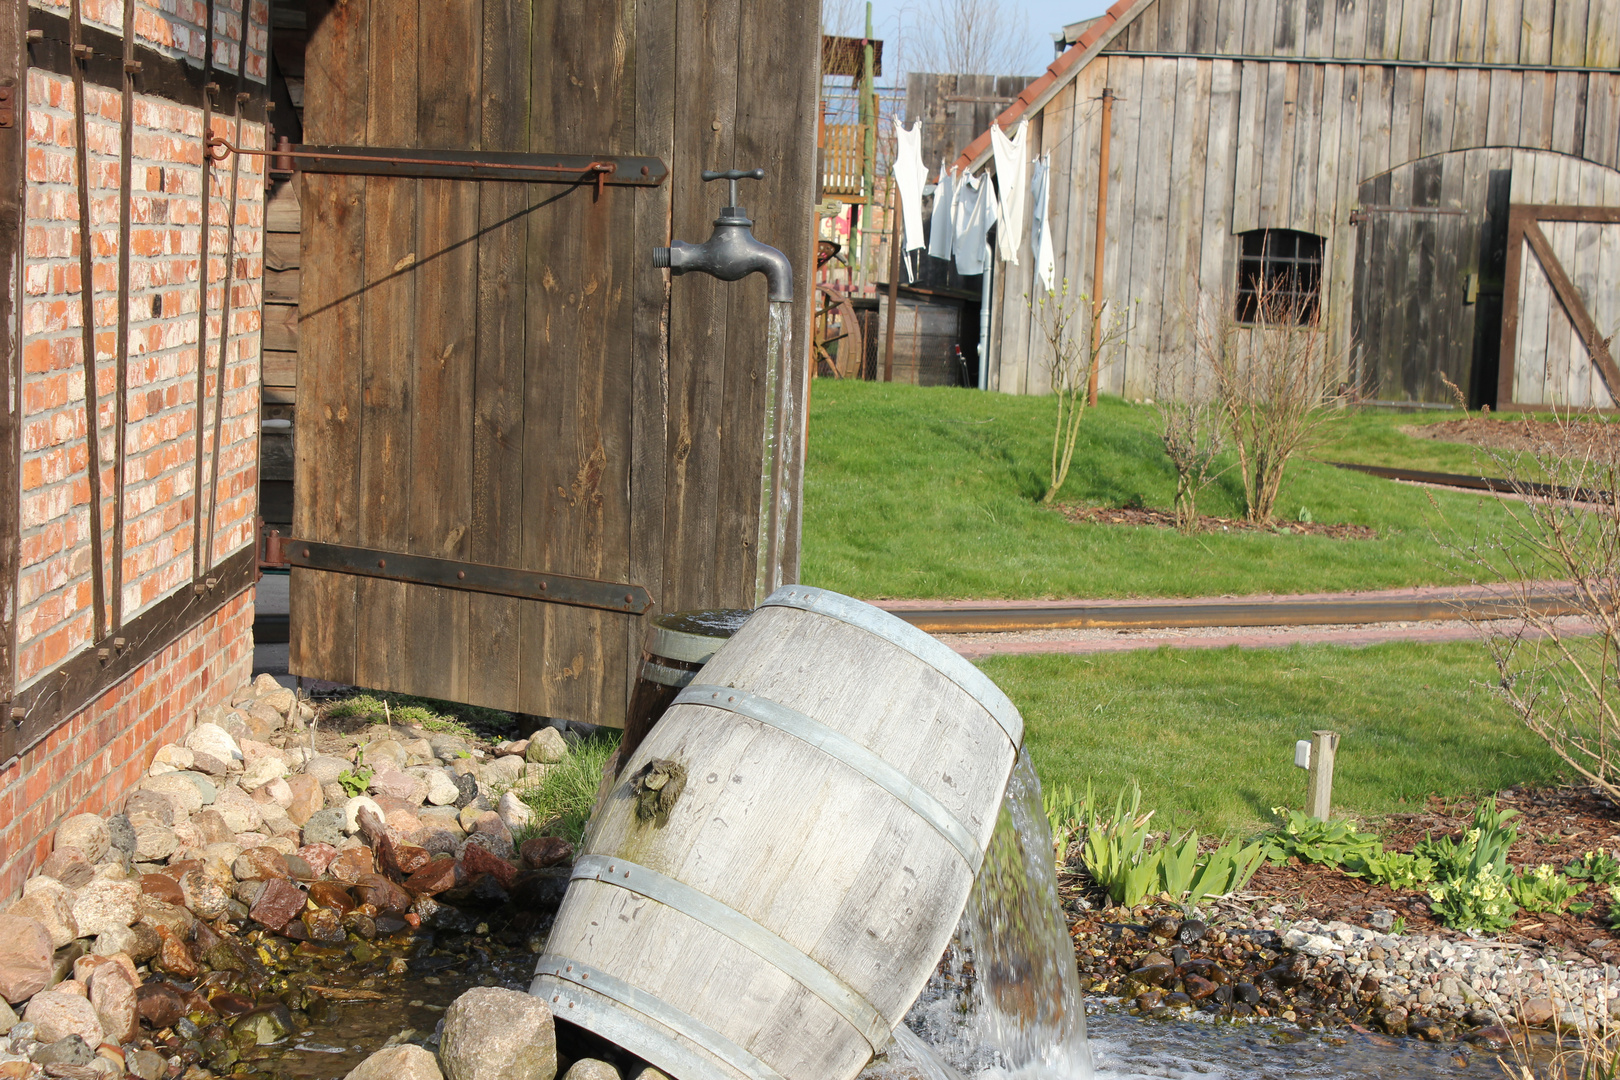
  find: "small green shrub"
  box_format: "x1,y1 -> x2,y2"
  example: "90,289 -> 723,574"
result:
1043,781 -> 1092,867
1078,784 -> 1261,907
1341,848 -> 1435,890
1154,832 -> 1264,907
1508,864 -> 1586,913
1418,797 -> 1522,932
515,732 -> 620,846
1567,849 -> 1620,886
1261,808 -> 1381,867
1429,862 -> 1516,932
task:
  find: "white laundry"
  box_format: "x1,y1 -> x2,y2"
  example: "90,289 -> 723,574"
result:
952,170 -> 998,278
1030,152 -> 1055,294
990,121 -> 1028,264
927,160 -> 955,262
891,118 -> 928,253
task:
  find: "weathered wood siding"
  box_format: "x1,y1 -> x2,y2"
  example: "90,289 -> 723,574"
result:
290,0 -> 819,724
985,0 -> 1620,404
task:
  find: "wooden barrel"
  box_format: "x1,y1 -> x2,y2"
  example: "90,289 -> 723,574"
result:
618,609 -> 751,769
533,585 -> 1022,1080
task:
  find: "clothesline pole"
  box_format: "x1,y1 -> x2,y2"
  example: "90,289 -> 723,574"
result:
885,186 -> 901,382
1086,87 -> 1115,408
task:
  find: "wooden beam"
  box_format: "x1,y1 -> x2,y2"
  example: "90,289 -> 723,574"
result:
1522,217 -> 1620,400
0,0 -> 24,732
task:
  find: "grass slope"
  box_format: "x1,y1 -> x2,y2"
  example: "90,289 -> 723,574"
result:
802,381 -> 1521,599
990,641 -> 1569,837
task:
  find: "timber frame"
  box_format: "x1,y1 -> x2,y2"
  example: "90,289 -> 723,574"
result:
2,0 -> 22,756
1498,203 -> 1620,411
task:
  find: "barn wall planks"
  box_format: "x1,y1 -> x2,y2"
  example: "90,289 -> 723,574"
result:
290,0 -> 818,724
984,0 -> 1620,403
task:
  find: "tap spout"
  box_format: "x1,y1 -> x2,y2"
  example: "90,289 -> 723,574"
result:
653,207 -> 794,303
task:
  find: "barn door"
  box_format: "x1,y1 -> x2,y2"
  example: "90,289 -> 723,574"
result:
1498,205 -> 1620,409
1351,150 -> 1511,406
287,0 -> 818,724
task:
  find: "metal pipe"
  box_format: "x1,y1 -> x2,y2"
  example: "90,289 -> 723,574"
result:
69,0 -> 107,643
883,182 -> 899,381
1086,87 -> 1113,408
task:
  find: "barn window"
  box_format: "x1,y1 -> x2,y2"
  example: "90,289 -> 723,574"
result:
1235,229 -> 1324,325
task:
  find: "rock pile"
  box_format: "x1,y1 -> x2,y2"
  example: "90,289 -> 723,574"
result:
0,675 -> 584,1080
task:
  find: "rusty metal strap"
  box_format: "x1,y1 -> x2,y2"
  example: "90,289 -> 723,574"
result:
284,540 -> 652,615
276,143 -> 668,186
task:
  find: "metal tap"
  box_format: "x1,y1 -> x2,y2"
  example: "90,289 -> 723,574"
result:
653,169 -> 794,302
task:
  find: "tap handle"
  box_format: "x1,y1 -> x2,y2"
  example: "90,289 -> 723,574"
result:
701,168 -> 765,209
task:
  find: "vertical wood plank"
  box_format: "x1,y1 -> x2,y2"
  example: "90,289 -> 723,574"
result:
521,0 -> 637,720
0,0 -> 22,707
1550,71 -> 1585,156
1290,63 -> 1321,228
1452,67 -> 1486,150
1200,58 -> 1241,384
1519,70 -> 1555,151
467,0 -> 531,711
1453,0 -> 1485,60
1389,66 -> 1420,166
405,0 -> 480,703
1243,0 -> 1279,54
1101,56 -> 1145,396
351,0 -> 420,693
1481,0 -> 1520,63
1159,58 -> 1210,387
1327,65 -> 1363,367
1582,73 -> 1619,168
1589,0 -> 1620,67
1426,0 -> 1459,61
290,0 -> 368,683
1485,69 -> 1523,146
1552,0 -> 1591,66
1364,0 -> 1389,57
1305,0 -> 1335,57
1334,0 -> 1367,58
1519,0 -> 1552,64
1420,66 -> 1456,156
1314,64 -> 1345,238
1231,60 -> 1265,232
1362,65 -> 1395,180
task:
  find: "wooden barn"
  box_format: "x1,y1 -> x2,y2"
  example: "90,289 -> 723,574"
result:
960,0 -> 1620,409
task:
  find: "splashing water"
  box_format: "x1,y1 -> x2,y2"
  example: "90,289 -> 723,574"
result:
875,751 -> 1094,1080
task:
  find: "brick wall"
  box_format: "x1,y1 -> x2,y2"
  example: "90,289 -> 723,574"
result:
0,585 -> 255,900
18,69 -> 265,686
31,0 -> 270,84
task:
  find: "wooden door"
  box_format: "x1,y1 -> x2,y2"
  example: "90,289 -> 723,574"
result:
288,0 -> 818,725
1351,149 -> 1511,406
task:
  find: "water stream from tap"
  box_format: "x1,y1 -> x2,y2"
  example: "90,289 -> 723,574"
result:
755,300 -> 796,603
881,751 -> 1095,1080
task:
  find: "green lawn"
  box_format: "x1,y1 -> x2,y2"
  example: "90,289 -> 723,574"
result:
801,381 -> 1528,600
989,640 -> 1570,837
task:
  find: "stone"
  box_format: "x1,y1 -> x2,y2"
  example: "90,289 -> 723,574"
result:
495,740 -> 528,757
301,908 -> 347,945
177,871 -> 229,920
132,823 -> 177,862
123,790 -> 180,827
135,894 -> 193,938
305,756 -> 350,786
212,788 -> 263,834
189,809 -> 235,846
185,724 -> 242,765
296,844 -> 339,877
520,837 -> 574,870
1521,998 -> 1557,1026
469,813 -> 514,853
22,993 -> 102,1045
343,797 -> 386,834
189,750 -> 231,777
6,881 -> 80,948
345,1045 -> 444,1080
149,748 -> 193,780
257,801 -> 299,840
525,729 -> 568,764
86,966 -> 136,1043
0,998 -> 16,1035
70,881 -> 139,937
232,848 -> 289,882
366,741 -> 408,770
257,687 -> 296,717
31,1036 -> 95,1067
481,756 -> 525,789
127,1050 -> 166,1080
151,926 -> 199,979
235,1004 -> 295,1044
38,849 -> 96,889
403,857 -> 460,896
369,769 -> 426,805
302,808 -> 347,849
307,882 -> 356,913
420,770 -> 461,807
135,775 -> 206,814
1369,909 -> 1396,931
353,874 -> 412,915
497,792 -> 532,832
283,775 -> 326,826
54,816 -> 111,865
439,987 -> 556,1080
259,777 -> 295,808
328,848 -> 375,884
452,772 -> 481,809
563,1062 -> 617,1080
0,916 -> 55,1003
135,982 -> 185,1030
461,844 -> 516,890
104,815 -> 135,861
239,756 -> 288,793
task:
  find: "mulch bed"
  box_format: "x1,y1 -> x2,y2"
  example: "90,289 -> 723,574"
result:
1251,786 -> 1620,963
1056,504 -> 1378,540
1404,417 -> 1620,456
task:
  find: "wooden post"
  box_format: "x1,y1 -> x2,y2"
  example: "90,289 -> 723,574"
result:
1085,87 -> 1114,408
1307,730 -> 1339,820
884,186 -> 900,382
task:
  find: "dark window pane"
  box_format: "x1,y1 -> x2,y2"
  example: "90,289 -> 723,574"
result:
1233,228 -> 1323,325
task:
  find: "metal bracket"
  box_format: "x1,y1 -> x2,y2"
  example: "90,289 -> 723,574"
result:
256,143 -> 668,189
285,540 -> 653,615
0,86 -> 13,129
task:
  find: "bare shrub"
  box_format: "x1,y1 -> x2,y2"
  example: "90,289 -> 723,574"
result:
1032,280 -> 1128,504
1200,281 -> 1352,525
1440,407 -> 1620,805
1150,351 -> 1229,533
